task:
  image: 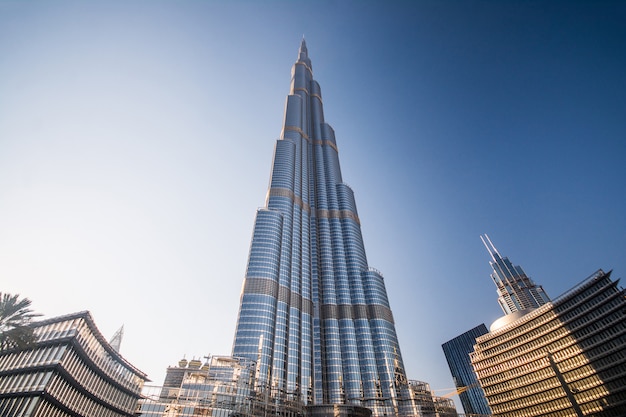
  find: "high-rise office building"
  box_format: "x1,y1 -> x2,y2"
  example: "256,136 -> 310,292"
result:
471,269 -> 626,417
0,311 -> 147,417
231,40 -> 419,417
480,234 -> 550,315
442,324 -> 491,416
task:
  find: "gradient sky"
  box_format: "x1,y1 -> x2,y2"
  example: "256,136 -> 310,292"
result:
1,0 -> 625,407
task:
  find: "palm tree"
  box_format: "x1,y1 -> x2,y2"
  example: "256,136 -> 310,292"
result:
0,293 -> 41,352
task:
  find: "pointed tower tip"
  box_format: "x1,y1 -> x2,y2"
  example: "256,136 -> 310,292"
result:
109,325 -> 124,353
296,37 -> 311,69
480,234 -> 500,261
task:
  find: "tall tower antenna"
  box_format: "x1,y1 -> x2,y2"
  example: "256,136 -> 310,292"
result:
480,234 -> 500,261
481,234 -> 550,314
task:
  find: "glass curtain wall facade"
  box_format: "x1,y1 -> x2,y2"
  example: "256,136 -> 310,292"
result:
471,269 -> 626,417
139,355 -> 270,417
232,40 -> 415,417
0,311 -> 147,417
442,324 -> 491,416
480,234 -> 550,314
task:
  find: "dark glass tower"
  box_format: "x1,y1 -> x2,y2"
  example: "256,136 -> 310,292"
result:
442,324 -> 491,416
232,40 -> 414,416
480,234 -> 550,314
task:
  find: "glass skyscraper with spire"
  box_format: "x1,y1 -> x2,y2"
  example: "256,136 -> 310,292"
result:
480,234 -> 550,315
232,40 -> 416,417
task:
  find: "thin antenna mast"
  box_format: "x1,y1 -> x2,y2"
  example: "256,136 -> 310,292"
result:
480,234 -> 500,261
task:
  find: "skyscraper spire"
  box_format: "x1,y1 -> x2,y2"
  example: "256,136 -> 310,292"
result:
480,233 -> 501,262
480,234 -> 550,314
297,36 -> 311,69
232,41 -> 418,417
109,325 -> 124,352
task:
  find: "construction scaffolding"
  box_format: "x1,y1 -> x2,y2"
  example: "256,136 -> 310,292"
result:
136,357 -> 461,417
137,355 -> 304,417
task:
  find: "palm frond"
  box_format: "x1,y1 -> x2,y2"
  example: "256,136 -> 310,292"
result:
0,292 -> 41,352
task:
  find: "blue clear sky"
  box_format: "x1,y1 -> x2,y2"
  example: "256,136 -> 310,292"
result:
1,0 -> 625,406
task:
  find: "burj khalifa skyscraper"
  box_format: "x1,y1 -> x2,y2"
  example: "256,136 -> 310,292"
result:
232,40 -> 417,417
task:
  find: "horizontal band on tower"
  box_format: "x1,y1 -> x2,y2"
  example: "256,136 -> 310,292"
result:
321,303 -> 394,324
268,188 -> 311,213
243,277 -> 393,323
292,86 -> 323,104
295,61 -> 313,74
316,208 -> 360,225
243,277 -> 313,315
282,126 -> 339,153
268,188 -> 360,225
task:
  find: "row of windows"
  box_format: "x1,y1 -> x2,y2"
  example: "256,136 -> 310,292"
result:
564,353 -> 625,389
477,276 -> 613,349
0,370 -> 53,394
61,348 -> 138,412
33,318 -> 82,344
475,312 -> 561,360
0,344 -> 66,373
45,372 -> 132,417
579,389 -> 626,416
486,338 -> 621,396
567,299 -> 625,337
555,276 -> 615,314
474,285 -> 624,368
491,388 -> 581,417
478,323 -> 597,383
482,360 -> 553,395
477,291 -> 626,415
33,398 -> 76,417
474,330 -> 577,373
72,321 -> 142,390
479,330 -> 615,391
573,314 -> 626,351
0,396 -> 40,417
556,284 -> 619,323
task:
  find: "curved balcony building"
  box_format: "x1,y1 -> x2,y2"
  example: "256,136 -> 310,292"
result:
0,311 -> 147,417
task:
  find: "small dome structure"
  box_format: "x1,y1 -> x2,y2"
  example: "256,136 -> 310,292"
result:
490,308 -> 536,332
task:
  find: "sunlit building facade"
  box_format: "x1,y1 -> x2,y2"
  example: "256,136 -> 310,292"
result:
442,324 -> 491,416
471,269 -> 626,417
231,40 -> 427,417
138,355 -> 273,417
0,311 -> 147,417
480,234 -> 550,314
408,380 -> 458,417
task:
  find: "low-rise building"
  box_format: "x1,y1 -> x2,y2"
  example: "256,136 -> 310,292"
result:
0,311 -> 147,417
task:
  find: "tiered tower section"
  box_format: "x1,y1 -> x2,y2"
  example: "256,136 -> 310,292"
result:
481,234 -> 550,314
232,40 -> 414,417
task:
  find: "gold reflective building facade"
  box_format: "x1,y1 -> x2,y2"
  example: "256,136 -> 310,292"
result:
471,269 -> 626,417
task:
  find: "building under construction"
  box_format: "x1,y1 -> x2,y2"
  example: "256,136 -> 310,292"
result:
137,355 -> 458,417
138,355 -> 308,417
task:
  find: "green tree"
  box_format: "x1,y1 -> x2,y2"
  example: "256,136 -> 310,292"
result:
0,293 -> 41,352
